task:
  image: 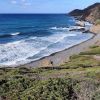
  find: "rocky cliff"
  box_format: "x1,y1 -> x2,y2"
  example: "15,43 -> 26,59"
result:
69,3 -> 100,23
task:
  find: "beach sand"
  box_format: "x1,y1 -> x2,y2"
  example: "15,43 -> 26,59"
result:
22,33 -> 100,68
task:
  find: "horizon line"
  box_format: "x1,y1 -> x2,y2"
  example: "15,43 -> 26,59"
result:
0,13 -> 68,14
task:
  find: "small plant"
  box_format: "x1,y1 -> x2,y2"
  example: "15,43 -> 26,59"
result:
90,45 -> 99,49
95,19 -> 100,25
70,54 -> 82,60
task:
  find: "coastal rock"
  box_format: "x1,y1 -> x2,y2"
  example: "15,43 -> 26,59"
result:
69,3 -> 100,23
69,27 -> 85,32
75,21 -> 85,27
90,25 -> 100,34
82,30 -> 90,33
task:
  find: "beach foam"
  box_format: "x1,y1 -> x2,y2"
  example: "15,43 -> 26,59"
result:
11,32 -> 20,36
50,26 -> 85,31
0,30 -> 93,66
50,27 -> 69,31
0,32 -> 71,66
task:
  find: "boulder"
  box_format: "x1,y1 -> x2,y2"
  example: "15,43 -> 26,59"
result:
75,21 -> 85,27
69,27 -> 85,32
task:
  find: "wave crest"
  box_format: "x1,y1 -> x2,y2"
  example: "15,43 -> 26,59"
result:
50,26 -> 85,31
11,32 -> 20,36
50,27 -> 69,30
0,32 -> 20,38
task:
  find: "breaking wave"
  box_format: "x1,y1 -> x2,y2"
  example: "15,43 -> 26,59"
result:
0,32 -> 20,38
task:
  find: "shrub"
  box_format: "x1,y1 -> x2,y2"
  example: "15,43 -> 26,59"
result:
20,78 -> 78,100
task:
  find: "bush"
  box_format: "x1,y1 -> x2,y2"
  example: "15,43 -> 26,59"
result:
92,90 -> 100,100
20,78 -> 78,100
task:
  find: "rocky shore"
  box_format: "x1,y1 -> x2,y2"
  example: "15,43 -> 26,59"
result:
69,3 -> 100,33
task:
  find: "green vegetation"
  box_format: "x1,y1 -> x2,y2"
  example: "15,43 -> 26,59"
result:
20,78 -> 78,100
95,19 -> 100,25
0,67 -> 100,100
80,46 -> 100,55
90,45 -> 99,49
0,45 -> 100,100
62,45 -> 100,69
62,55 -> 99,69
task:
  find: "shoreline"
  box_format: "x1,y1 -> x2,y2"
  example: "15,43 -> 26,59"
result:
0,22 -> 99,68
0,31 -> 99,68
20,32 -> 100,68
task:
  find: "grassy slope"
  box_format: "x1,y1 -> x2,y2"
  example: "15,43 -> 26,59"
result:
0,46 -> 100,100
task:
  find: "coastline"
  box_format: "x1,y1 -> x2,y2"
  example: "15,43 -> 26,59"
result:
0,20 -> 100,68
20,31 -> 100,68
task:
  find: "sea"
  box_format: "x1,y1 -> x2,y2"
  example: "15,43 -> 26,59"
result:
0,14 -> 93,66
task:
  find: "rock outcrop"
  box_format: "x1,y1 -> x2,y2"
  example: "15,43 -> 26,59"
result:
75,21 -> 85,27
69,3 -> 100,23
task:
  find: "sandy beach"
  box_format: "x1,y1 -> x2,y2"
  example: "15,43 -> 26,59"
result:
21,32 -> 100,68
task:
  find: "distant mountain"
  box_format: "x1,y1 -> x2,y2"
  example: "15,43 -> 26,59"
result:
69,3 -> 100,23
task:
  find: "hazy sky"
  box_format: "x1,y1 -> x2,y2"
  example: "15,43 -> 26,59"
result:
0,0 -> 100,13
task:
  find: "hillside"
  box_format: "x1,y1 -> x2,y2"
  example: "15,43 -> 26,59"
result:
0,45 -> 100,100
69,3 -> 100,23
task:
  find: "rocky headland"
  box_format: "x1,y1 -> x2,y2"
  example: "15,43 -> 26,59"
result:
69,3 -> 100,23
69,3 -> 100,34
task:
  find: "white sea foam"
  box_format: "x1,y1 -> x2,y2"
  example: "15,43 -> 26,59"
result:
41,31 -> 77,43
50,26 -> 85,31
50,27 -> 69,30
0,39 -> 47,66
11,32 -> 20,36
0,30 -> 92,66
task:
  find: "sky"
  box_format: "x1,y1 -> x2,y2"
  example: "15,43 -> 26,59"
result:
0,0 -> 100,13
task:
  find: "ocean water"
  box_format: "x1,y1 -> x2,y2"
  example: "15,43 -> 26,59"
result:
0,14 -> 93,66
